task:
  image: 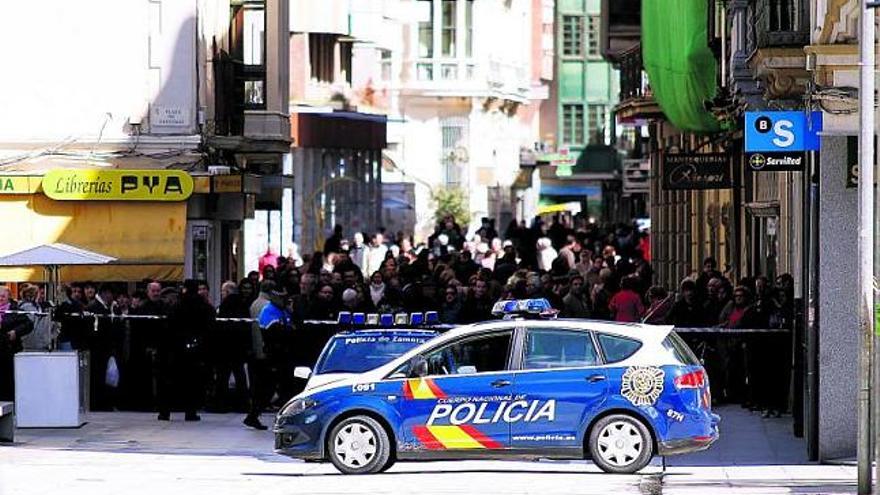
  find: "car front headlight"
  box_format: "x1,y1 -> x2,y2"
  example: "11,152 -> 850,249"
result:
280,397 -> 318,416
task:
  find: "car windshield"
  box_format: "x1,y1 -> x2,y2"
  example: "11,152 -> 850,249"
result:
314,333 -> 437,374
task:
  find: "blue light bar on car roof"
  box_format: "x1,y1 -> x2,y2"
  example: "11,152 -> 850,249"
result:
339,311 -> 443,327
491,298 -> 557,318
425,311 -> 439,324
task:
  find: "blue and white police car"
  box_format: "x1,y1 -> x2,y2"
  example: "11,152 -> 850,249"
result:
274,299 -> 719,474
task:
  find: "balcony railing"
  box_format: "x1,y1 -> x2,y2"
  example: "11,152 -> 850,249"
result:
754,0 -> 809,47
404,58 -> 530,100
618,43 -> 651,102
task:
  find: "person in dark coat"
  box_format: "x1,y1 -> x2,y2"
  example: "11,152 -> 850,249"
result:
695,257 -> 724,300
213,281 -> 251,413
86,284 -> 116,411
439,286 -> 463,324
667,280 -> 706,327
307,284 -> 340,320
323,224 -> 344,255
127,281 -> 166,411
158,280 -> 215,421
56,283 -> 89,351
458,279 -> 495,323
0,286 -> 33,401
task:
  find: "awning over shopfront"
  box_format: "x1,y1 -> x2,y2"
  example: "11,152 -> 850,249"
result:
538,202 -> 583,215
540,184 -> 601,197
291,110 -> 387,149
642,0 -> 721,133
0,168 -> 189,282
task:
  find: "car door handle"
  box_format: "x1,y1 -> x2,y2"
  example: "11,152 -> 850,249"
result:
491,379 -> 512,388
586,374 -> 606,383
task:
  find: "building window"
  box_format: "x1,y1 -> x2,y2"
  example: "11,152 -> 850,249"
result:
244,80 -> 264,107
380,49 -> 393,81
587,104 -> 607,144
309,33 -> 338,84
465,0 -> 474,57
441,118 -> 468,187
417,63 -> 434,80
562,104 -> 584,144
562,15 -> 583,57
305,34 -> 353,84
441,63 -> 458,80
418,0 -> 434,58
231,2 -> 266,109
340,40 -> 353,84
243,8 -> 265,66
442,0 -> 457,57
417,0 -> 475,81
587,15 -> 600,56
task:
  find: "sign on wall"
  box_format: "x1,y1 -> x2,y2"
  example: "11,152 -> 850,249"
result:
662,153 -> 732,190
43,169 -> 194,201
846,136 -> 878,188
744,111 -> 822,172
0,176 -> 42,195
151,105 -> 189,127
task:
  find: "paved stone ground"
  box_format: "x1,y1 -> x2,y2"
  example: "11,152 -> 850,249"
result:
0,406 -> 857,495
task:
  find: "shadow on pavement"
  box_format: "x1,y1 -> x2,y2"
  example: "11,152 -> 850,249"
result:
660,478 -> 856,494
240,468 -> 640,477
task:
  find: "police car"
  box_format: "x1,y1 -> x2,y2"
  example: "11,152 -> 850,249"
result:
294,328 -> 440,390
274,299 -> 719,475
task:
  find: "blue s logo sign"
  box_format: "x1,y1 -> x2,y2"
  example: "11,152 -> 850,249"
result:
772,120 -> 795,148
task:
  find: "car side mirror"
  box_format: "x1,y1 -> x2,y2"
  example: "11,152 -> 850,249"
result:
408,356 -> 428,378
293,366 -> 312,380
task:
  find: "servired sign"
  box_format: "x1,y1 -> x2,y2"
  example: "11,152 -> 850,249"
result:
744,111 -> 822,172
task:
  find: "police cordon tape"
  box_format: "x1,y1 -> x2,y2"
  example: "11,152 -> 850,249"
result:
0,308 -> 790,333
673,327 -> 789,334
0,309 -> 250,321
0,309 -> 319,324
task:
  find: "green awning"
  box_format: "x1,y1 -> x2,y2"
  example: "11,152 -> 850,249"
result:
642,0 -> 721,133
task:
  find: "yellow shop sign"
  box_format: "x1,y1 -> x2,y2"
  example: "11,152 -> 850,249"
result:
0,176 -> 41,194
44,169 -> 194,201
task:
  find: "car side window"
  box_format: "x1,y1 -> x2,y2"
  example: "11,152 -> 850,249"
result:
423,331 -> 512,376
597,333 -> 642,363
522,329 -> 599,370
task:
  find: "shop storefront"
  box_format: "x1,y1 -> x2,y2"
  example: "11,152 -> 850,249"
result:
0,169 -> 192,283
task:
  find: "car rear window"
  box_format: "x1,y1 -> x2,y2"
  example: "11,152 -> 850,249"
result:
596,333 -> 642,363
662,331 -> 701,365
523,329 -> 600,369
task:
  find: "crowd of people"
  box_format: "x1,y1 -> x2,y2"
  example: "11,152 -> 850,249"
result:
0,214 -> 796,426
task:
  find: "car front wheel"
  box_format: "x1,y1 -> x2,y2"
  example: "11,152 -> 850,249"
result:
588,414 -> 653,474
327,416 -> 392,475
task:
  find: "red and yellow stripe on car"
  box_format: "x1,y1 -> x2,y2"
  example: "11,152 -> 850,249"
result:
412,425 -> 503,449
402,378 -> 447,400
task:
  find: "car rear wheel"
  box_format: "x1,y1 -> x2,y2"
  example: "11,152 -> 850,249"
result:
327,416 -> 392,475
588,414 -> 653,474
